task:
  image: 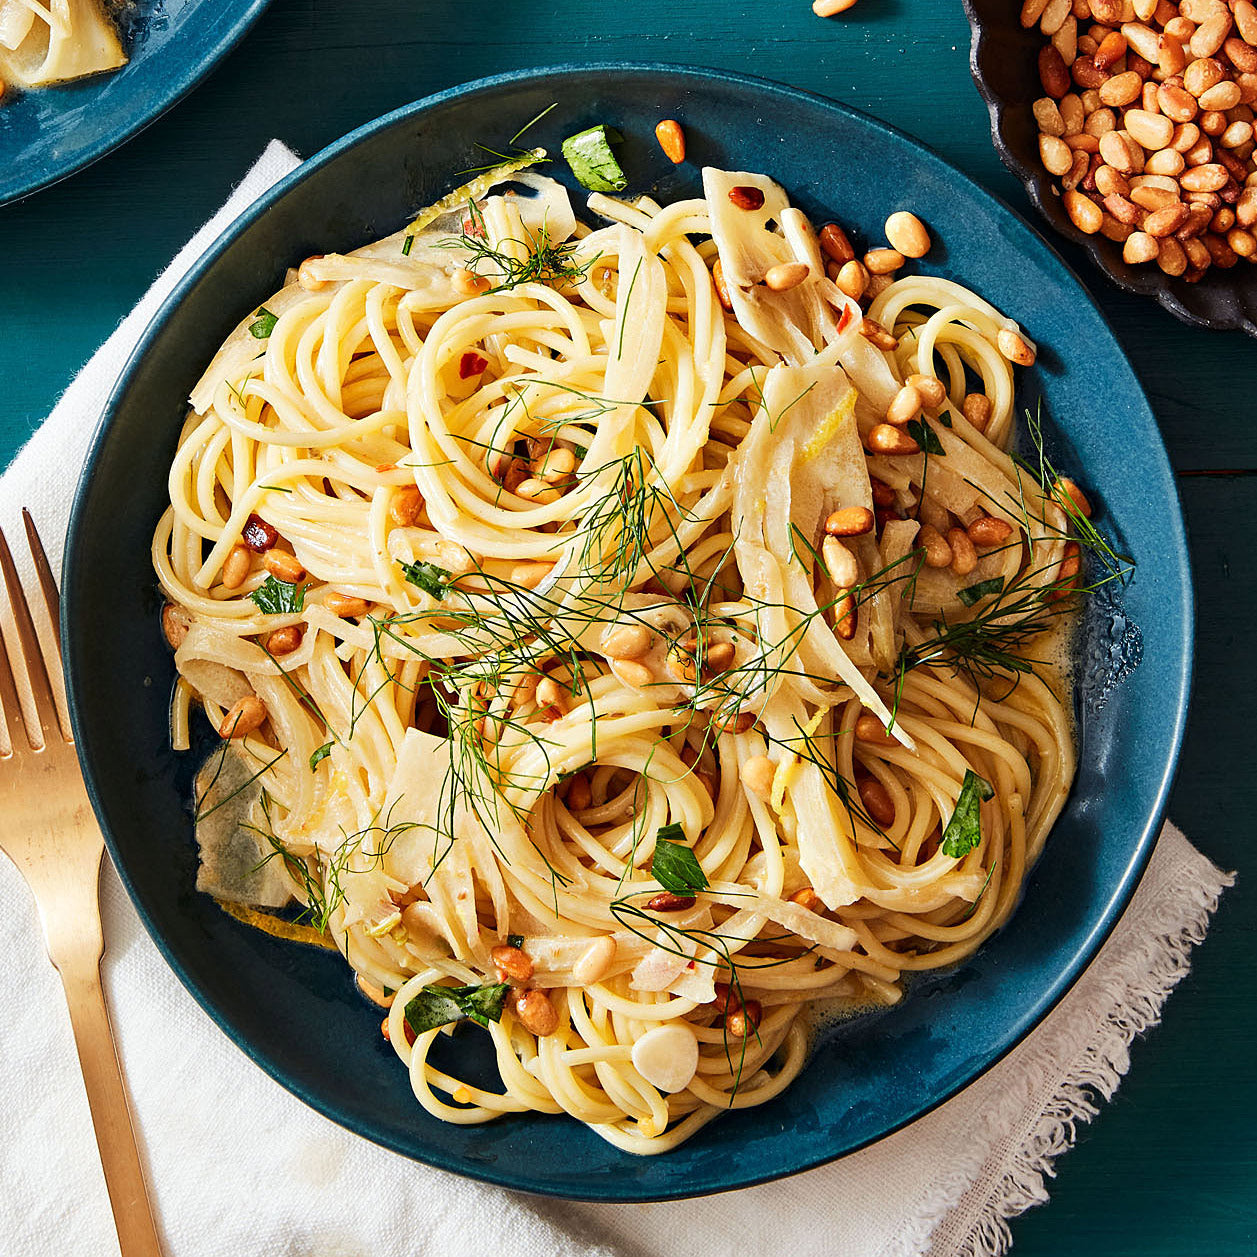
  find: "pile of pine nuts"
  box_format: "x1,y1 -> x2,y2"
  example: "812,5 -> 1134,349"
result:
1026,0 -> 1257,277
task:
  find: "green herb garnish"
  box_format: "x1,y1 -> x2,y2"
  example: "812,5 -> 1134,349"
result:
250,576 -> 305,616
309,742 -> 333,770
561,124 -> 627,192
940,770 -> 994,858
507,933 -> 525,949
957,576 -> 1005,608
907,418 -> 945,456
248,307 -> 278,339
404,981 -> 510,1035
401,560 -> 451,599
651,824 -> 709,896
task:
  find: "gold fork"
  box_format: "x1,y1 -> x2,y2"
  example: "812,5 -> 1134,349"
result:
0,510 -> 163,1257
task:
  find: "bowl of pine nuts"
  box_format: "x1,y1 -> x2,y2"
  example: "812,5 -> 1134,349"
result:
964,0 -> 1257,335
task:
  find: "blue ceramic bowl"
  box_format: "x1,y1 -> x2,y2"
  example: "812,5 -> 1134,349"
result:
0,0 -> 269,206
63,64 -> 1192,1200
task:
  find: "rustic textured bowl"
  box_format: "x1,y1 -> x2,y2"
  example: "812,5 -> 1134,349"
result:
964,0 -> 1257,337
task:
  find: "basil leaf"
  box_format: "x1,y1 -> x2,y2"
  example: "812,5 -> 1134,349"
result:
248,306 -> 278,339
957,576 -> 1005,607
404,981 -> 510,1035
507,933 -> 524,949
561,124 -> 627,193
940,770 -> 995,859
309,742 -> 333,770
651,825 -> 709,896
907,419 -> 945,456
250,575 -> 305,616
401,560 -> 451,598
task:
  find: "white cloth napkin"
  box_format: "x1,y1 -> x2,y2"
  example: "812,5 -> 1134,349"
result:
0,146 -> 1234,1257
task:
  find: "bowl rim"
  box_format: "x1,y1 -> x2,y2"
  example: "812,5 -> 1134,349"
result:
0,0 -> 272,207
961,0 -> 1257,339
63,60 -> 1196,1199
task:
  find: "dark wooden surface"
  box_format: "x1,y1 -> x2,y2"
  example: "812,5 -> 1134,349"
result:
1,1 -> 1253,1250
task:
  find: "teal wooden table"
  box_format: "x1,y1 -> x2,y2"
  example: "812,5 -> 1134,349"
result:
2,1 -> 1253,1250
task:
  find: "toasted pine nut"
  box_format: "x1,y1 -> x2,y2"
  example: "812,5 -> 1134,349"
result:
1054,476 -> 1093,517
492,944 -> 534,982
885,211 -> 931,258
823,536 -> 860,587
834,259 -> 869,300
870,477 -> 896,508
918,524 -> 954,568
819,222 -> 857,263
221,544 -> 252,590
886,383 -> 923,427
705,641 -> 736,672
324,592 -> 371,618
834,592 -> 858,640
161,604 -> 189,650
263,550 -> 305,583
514,989 -> 559,1036
855,713 -> 896,745
535,676 -> 569,714
857,774 -> 896,827
741,754 -> 776,799
859,317 -> 899,350
563,772 -> 592,811
997,326 -> 1037,365
297,257 -> 327,291
666,644 -> 698,684
219,695 -> 267,739
868,424 -> 920,455
572,936 -> 617,984
725,1001 -> 762,1038
605,660 -> 649,691
710,709 -> 756,735
948,528 -> 978,576
655,119 -> 686,163
1058,540 -> 1082,583
537,447 -> 576,483
864,247 -> 905,275
968,516 -> 1014,547
908,373 -> 947,409
452,267 -> 491,296
646,891 -> 697,912
510,562 -> 555,590
515,477 -> 561,503
389,485 -> 424,527
961,393 -> 994,433
712,258 -> 734,311
602,622 -> 653,660
266,625 -> 303,656
813,0 -> 859,14
789,886 -> 825,913
824,505 -> 876,537
919,494 -> 950,534
764,262 -> 810,291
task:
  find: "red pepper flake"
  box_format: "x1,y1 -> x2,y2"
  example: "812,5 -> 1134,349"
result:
241,513 -> 278,553
728,185 -> 766,211
462,216 -> 485,239
459,351 -> 488,379
837,305 -> 853,334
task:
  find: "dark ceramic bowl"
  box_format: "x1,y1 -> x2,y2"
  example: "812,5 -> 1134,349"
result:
964,0 -> 1257,336
0,0 -> 269,206
64,64 -> 1192,1199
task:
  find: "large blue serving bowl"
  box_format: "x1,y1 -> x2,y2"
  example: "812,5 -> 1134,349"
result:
0,0 -> 269,206
62,64 -> 1192,1200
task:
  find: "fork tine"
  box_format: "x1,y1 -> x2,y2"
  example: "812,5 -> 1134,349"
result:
0,526 -> 60,746
0,599 -> 22,755
23,509 -> 62,645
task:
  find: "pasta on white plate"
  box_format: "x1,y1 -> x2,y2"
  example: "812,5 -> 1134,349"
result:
156,138 -> 1125,1154
0,0 -> 125,94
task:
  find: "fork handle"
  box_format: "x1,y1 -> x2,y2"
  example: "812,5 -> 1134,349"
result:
58,957 -> 164,1257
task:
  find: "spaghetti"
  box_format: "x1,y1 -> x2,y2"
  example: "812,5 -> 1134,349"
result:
155,154 -> 1113,1153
